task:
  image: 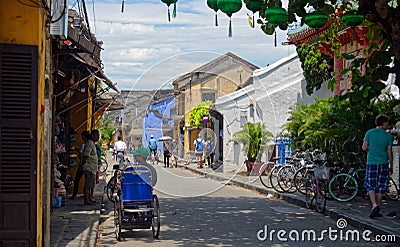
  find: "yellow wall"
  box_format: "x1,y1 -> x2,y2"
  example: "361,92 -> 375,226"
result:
0,0 -> 48,245
182,64 -> 253,153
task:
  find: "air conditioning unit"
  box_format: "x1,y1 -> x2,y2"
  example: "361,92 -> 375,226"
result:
50,0 -> 68,39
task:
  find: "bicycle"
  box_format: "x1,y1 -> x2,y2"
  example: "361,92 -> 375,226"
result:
148,148 -> 159,165
328,164 -> 399,202
305,165 -> 329,213
106,157 -> 128,202
98,156 -> 109,174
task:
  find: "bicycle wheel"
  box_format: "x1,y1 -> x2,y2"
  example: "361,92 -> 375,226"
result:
315,180 -> 327,213
269,166 -> 284,193
114,197 -> 122,241
259,164 -> 273,188
99,158 -> 108,174
328,173 -> 358,202
293,166 -> 307,194
277,165 -> 297,193
385,176 -> 399,201
305,178 -> 314,209
106,176 -> 116,202
152,194 -> 160,239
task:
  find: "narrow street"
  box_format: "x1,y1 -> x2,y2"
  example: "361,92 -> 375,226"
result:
97,160 -> 387,247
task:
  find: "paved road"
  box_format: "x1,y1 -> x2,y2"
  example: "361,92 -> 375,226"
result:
97,164 -> 393,246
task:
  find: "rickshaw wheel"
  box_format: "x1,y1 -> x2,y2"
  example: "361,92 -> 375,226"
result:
114,197 -> 122,241
151,194 -> 160,239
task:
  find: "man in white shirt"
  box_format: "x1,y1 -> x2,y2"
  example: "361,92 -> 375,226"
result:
114,136 -> 127,161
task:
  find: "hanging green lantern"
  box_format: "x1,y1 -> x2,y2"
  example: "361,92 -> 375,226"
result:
304,11 -> 328,30
342,10 -> 364,27
245,0 -> 264,28
217,0 -> 242,37
342,10 -> 364,46
207,0 -> 219,26
265,6 -> 288,26
161,0 -> 178,22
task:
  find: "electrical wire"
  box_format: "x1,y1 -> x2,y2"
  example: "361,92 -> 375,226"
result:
55,67 -> 101,98
92,0 -> 96,34
50,0 -> 67,23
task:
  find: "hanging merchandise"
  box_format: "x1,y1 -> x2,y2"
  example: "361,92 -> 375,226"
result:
217,0 -> 243,37
244,0 -> 264,28
207,0 -> 219,26
162,0 -> 178,22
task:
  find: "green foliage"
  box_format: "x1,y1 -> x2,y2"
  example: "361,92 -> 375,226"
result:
188,101 -> 212,128
297,44 -> 333,95
284,96 -> 400,161
96,115 -> 119,150
340,24 -> 394,105
230,122 -> 273,162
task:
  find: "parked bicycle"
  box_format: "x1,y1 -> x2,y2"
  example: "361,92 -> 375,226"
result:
328,160 -> 399,202
98,156 -> 109,174
305,165 -> 330,213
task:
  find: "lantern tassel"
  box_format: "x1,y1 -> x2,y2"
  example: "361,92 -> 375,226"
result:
274,31 -> 277,47
252,14 -> 255,28
215,13 -> 218,26
173,2 -> 176,18
167,8 -> 171,22
351,28 -> 355,46
229,18 -> 232,37
121,0 -> 124,13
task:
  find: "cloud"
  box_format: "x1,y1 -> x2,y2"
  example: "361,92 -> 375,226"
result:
84,0 -> 297,90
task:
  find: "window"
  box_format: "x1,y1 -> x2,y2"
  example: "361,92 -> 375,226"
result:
202,92 -> 215,102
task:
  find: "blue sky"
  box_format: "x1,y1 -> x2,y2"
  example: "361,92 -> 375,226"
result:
83,0 -> 297,90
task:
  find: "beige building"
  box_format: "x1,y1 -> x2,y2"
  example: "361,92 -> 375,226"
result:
172,52 -> 259,160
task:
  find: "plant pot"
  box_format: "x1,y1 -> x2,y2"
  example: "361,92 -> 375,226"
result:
245,160 -> 265,176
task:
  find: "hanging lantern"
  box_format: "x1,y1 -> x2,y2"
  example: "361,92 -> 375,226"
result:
342,10 -> 364,46
161,0 -> 178,22
342,10 -> 364,27
265,6 -> 288,26
207,0 -> 219,26
304,11 -> 328,30
245,0 -> 264,28
217,0 -> 242,37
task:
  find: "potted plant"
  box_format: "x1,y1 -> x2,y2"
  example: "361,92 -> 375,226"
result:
230,122 -> 273,175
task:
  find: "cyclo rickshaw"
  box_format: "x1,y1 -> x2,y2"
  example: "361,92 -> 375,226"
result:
113,158 -> 159,241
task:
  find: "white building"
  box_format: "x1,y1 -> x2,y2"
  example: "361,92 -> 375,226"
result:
214,54 -> 332,165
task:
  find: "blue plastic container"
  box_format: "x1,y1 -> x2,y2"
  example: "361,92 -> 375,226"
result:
121,167 -> 152,202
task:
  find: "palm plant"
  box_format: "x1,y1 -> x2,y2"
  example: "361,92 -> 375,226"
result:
230,122 -> 273,163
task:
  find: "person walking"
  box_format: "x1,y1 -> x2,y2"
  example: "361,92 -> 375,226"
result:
163,143 -> 171,168
205,137 -> 214,167
194,135 -> 204,168
114,136 -> 127,162
82,130 -> 99,205
362,115 -> 393,218
148,135 -> 158,160
70,130 -> 91,200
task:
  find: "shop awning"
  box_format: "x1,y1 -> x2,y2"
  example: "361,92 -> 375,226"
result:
71,53 -> 119,92
96,93 -> 125,111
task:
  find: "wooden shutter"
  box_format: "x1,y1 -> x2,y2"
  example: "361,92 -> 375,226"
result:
0,43 -> 38,247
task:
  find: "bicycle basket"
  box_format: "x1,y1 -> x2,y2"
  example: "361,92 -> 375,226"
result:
314,166 -> 330,180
